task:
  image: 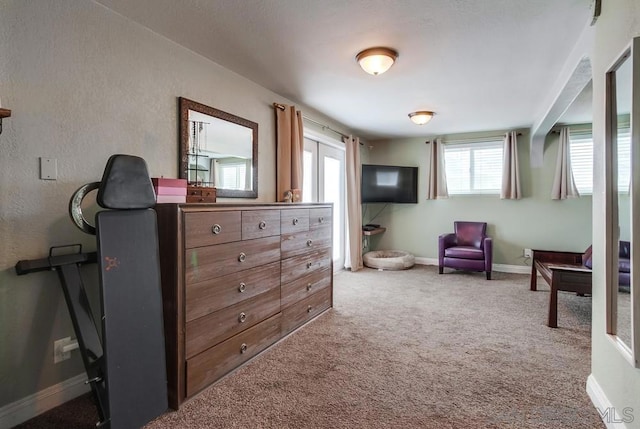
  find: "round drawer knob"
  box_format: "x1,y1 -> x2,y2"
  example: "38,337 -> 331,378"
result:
319,216 -> 324,223
238,282 -> 246,293
238,252 -> 246,262
240,343 -> 247,354
211,224 -> 222,235
307,305 -> 313,313
293,218 -> 299,225
306,283 -> 313,291
239,312 -> 247,323
306,262 -> 313,269
259,221 -> 267,230
306,239 -> 313,247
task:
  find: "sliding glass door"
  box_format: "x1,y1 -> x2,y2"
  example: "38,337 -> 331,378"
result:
303,136 -> 345,271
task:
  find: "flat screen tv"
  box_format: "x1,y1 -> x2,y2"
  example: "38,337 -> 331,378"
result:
361,164 -> 418,204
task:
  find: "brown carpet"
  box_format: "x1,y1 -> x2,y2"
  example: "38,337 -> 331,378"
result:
16,265 -> 604,428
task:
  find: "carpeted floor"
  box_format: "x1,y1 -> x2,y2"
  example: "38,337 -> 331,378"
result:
16,265 -> 604,428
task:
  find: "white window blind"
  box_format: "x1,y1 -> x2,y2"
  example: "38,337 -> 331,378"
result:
569,131 -> 593,194
443,140 -> 503,195
569,128 -> 630,195
617,128 -> 631,192
219,162 -> 247,190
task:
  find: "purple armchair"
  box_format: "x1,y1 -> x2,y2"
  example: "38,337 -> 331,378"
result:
438,221 -> 493,280
582,241 -> 631,293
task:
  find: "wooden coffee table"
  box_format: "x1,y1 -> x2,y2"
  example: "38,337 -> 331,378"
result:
530,250 -> 592,328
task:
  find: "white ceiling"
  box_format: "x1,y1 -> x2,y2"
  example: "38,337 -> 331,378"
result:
95,0 -> 592,140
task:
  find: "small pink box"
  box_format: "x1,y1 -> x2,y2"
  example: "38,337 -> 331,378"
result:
154,186 -> 187,196
156,195 -> 187,204
151,177 -> 187,188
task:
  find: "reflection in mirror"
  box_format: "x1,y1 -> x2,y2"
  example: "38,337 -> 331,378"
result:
615,54 -> 632,348
606,37 -> 639,367
179,98 -> 258,198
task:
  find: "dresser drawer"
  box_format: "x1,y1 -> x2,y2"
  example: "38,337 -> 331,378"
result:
186,195 -> 217,203
280,227 -> 332,259
185,287 -> 280,359
281,287 -> 331,336
309,207 -> 332,230
187,187 -> 217,198
280,247 -> 332,284
242,210 -> 281,240
280,208 -> 309,234
186,236 -> 281,284
186,261 -> 281,322
281,267 -> 332,309
184,211 -> 241,249
186,313 -> 281,397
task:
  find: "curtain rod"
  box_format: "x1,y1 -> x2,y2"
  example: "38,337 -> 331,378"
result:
550,127 -> 593,134
440,132 -> 522,145
273,102 -> 363,145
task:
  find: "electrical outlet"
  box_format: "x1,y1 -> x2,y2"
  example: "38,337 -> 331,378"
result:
524,248 -> 532,258
54,337 -> 72,363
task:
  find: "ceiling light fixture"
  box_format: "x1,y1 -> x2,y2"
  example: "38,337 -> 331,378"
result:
356,47 -> 398,75
408,111 -> 435,125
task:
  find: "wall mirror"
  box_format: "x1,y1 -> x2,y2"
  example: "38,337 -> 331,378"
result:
606,36 -> 639,367
179,97 -> 258,198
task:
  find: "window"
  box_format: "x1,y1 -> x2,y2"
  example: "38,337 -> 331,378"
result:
216,160 -> 248,190
569,131 -> 594,194
569,128 -> 629,195
617,128 -> 631,192
444,140 -> 503,195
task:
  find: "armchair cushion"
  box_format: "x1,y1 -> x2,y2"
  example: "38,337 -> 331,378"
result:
620,259 -> 631,273
444,246 -> 485,260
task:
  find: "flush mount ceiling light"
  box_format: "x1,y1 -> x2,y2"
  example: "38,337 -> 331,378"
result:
408,111 -> 435,125
356,47 -> 398,75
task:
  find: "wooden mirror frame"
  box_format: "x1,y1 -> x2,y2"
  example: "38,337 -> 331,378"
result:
605,37 -> 640,367
179,97 -> 258,198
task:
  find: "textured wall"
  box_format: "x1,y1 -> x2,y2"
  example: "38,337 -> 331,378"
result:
365,129 -> 592,266
589,0 -> 640,425
0,0 -> 349,408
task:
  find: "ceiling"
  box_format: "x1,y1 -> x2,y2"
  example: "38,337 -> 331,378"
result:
95,0 -> 593,140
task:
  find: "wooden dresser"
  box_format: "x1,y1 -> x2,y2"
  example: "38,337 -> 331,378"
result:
155,203 -> 333,409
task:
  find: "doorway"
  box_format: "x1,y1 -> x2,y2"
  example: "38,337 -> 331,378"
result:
303,134 -> 345,271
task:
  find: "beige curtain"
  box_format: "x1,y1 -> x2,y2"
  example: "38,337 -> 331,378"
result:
275,104 -> 304,201
344,135 -> 363,271
551,127 -> 580,199
500,131 -> 522,199
426,138 -> 448,199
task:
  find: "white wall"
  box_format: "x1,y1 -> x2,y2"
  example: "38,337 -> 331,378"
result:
589,1 -> 640,427
0,0 -> 351,411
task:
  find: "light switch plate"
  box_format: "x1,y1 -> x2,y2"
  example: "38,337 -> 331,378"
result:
40,158 -> 57,180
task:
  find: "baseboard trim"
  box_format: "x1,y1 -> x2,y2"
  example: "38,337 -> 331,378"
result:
414,258 -> 531,275
492,263 -> 531,274
0,373 -> 89,429
414,257 -> 438,266
586,374 -> 630,429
